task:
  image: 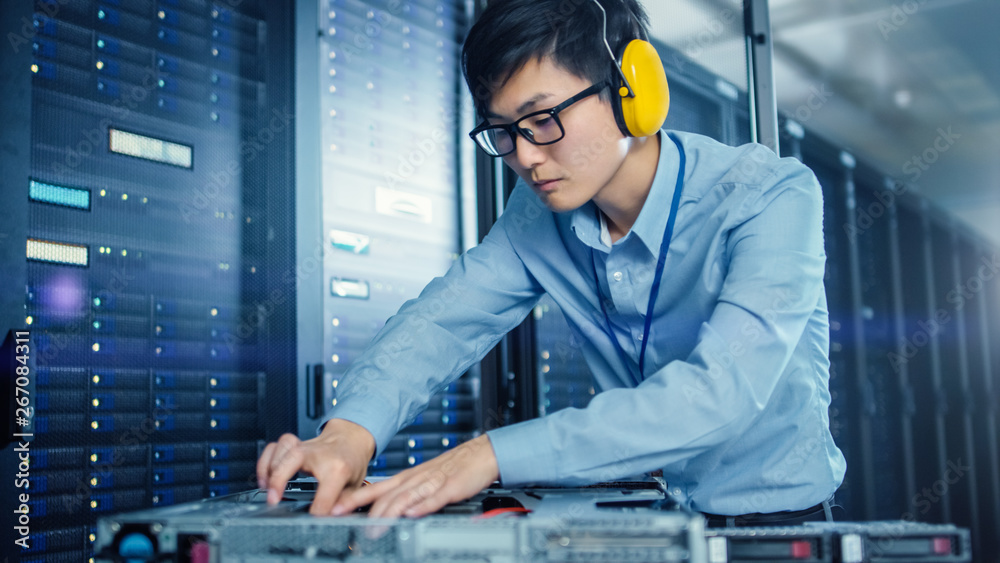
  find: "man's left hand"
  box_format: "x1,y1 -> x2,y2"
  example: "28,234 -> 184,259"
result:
330,433 -> 500,518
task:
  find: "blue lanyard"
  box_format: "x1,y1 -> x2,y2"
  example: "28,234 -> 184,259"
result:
591,132 -> 685,380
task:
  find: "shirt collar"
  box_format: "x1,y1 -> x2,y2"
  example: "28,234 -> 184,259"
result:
570,130 -> 681,257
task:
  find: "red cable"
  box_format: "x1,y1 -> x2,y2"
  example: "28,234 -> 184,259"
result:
474,507 -> 531,519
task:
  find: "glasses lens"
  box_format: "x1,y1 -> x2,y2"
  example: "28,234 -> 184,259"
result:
518,113 -> 563,144
474,127 -> 515,156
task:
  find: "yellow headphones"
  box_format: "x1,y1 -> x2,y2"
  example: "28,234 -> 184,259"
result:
592,0 -> 670,137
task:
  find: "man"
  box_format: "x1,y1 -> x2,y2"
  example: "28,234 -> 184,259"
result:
257,0 -> 846,525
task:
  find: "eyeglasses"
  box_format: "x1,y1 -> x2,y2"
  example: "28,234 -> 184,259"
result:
469,82 -> 608,157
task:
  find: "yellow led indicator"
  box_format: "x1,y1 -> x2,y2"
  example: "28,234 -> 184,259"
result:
100,189 -> 107,197
91,454 -> 98,462
331,398 -> 338,406
91,500 -> 98,509
408,439 -> 416,448
210,419 -> 218,428
89,533 -> 96,542
210,449 -> 218,457
92,398 -> 100,407
209,470 -> 216,478
210,378 -> 218,387
92,342 -> 100,352
210,399 -> 217,407
93,375 -> 100,384
121,193 -> 128,200
96,60 -> 104,70
442,438 -> 450,447
91,421 -> 99,429
121,249 -> 127,256
25,316 -> 33,325
142,197 -> 148,203
332,354 -> 340,363
210,308 -> 218,316
158,10 -> 166,18
31,64 -> 38,73
332,318 -> 340,326
90,477 -> 98,486
332,379 -> 338,388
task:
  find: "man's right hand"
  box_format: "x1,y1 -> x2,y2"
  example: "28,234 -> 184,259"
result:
256,418 -> 376,516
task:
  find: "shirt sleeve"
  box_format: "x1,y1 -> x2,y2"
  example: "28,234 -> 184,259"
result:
320,211 -> 545,455
487,160 -> 828,486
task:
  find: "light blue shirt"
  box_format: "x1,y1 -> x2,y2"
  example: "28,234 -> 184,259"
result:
324,130 -> 847,516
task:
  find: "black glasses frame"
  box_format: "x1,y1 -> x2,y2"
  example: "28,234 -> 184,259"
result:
469,82 -> 608,157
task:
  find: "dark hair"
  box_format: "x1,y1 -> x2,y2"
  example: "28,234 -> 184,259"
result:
462,0 -> 651,118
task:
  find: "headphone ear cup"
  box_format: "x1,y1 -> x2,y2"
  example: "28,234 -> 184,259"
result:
616,39 -> 669,137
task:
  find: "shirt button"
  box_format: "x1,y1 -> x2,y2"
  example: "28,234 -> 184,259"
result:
612,271 -> 623,282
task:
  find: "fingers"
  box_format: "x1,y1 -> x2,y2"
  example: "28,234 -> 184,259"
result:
368,469 -> 449,519
333,478 -> 391,515
402,490 -> 453,518
264,433 -> 305,505
256,441 -> 277,490
309,464 -> 351,516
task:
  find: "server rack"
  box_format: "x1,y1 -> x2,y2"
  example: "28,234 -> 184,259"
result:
293,0 -> 478,476
1,1 -> 296,561
780,124 -> 866,521
929,217 -> 983,557
896,199 -> 953,527
851,165 -> 913,521
975,238 -> 1000,559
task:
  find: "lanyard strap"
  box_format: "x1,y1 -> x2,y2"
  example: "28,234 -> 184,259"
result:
592,132 -> 685,380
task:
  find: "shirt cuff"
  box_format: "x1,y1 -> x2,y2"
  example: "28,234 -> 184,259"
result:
486,418 -> 559,487
316,401 -> 400,457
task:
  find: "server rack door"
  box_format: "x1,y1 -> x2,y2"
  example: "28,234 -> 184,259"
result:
930,222 -> 981,549
852,171 -> 911,521
976,240 -> 1000,559
803,146 -> 865,521
896,200 -> 952,525
956,235 -> 997,558
295,0 -> 476,476
3,1 -> 297,562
